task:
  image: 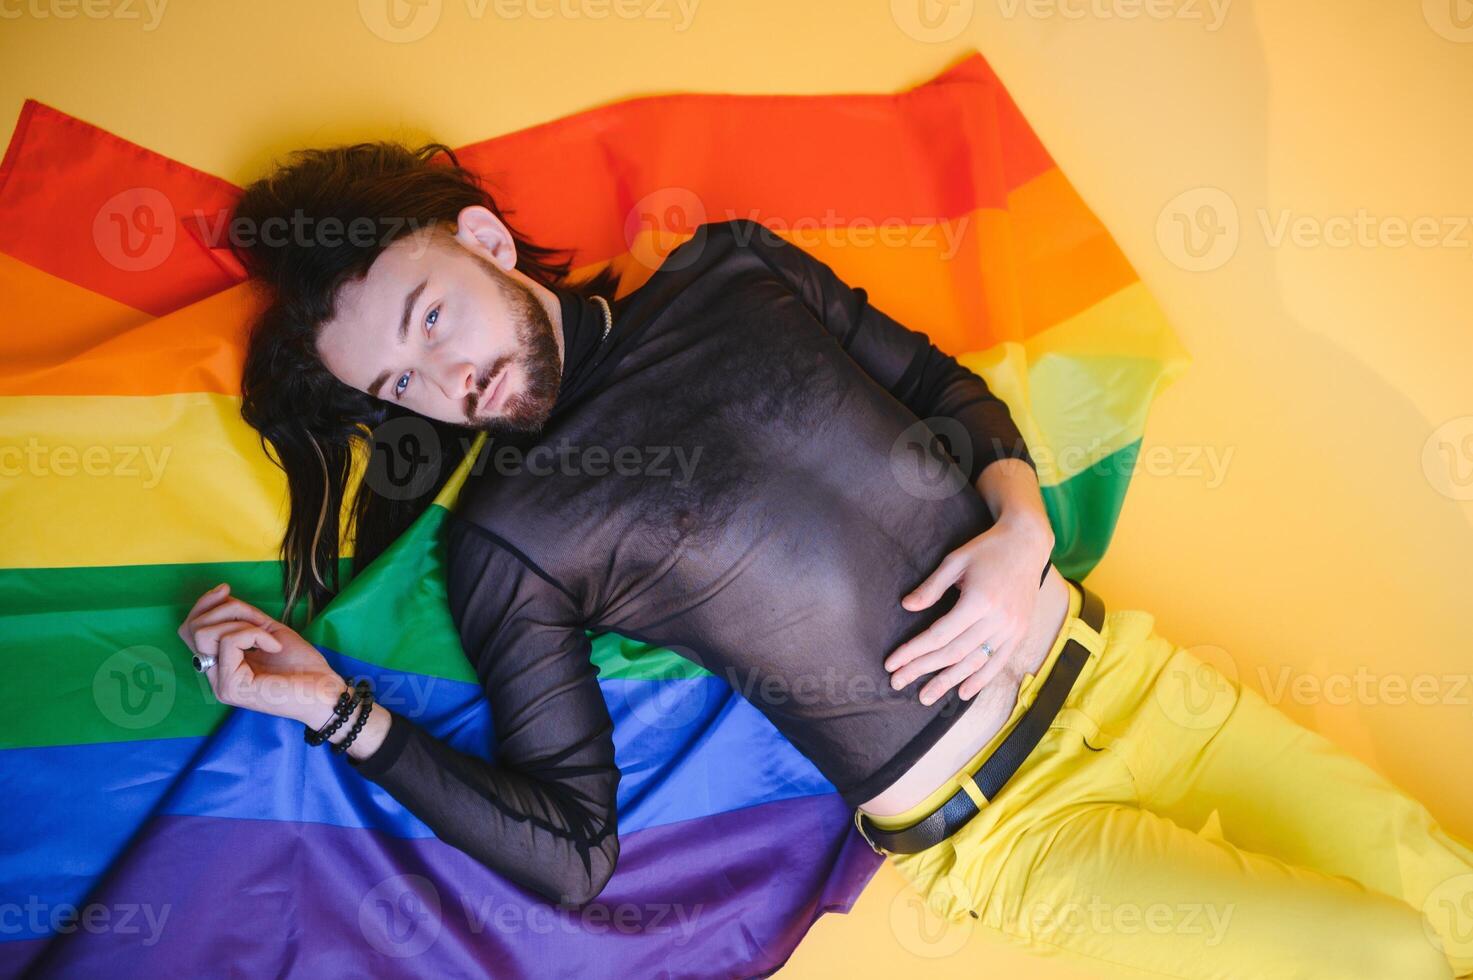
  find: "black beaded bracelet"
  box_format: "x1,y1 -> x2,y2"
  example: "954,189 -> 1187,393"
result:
332,683 -> 374,755
304,684 -> 360,746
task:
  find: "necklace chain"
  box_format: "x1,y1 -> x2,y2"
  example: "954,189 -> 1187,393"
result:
592,294 -> 613,342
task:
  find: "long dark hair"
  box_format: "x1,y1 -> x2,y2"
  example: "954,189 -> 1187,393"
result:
231,141 -> 617,628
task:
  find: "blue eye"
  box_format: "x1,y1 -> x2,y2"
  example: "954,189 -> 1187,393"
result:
391,306 -> 439,400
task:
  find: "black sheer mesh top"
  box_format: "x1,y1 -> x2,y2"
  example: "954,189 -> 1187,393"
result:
350,219 -> 1044,904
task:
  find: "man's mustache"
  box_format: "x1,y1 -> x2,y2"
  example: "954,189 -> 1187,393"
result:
469,353 -> 516,420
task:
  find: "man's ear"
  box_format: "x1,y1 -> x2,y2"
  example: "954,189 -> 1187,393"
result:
453,205 -> 518,271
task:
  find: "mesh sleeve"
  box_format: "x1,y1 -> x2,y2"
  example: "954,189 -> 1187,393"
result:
349,514 -> 620,905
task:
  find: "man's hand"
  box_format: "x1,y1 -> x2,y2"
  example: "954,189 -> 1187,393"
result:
884,511 -> 1054,705
177,583 -> 349,729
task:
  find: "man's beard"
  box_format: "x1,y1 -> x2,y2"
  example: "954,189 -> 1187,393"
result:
470,258 -> 561,441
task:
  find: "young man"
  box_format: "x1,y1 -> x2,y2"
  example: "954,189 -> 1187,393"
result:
178,143 -> 1473,979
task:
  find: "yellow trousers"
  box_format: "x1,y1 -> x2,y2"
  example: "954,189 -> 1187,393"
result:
881,580 -> 1473,979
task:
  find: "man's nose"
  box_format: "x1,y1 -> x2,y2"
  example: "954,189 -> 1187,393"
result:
434,357 -> 480,402
457,363 -> 480,401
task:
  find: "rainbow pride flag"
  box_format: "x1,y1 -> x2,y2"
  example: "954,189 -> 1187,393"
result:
0,53 -> 1188,977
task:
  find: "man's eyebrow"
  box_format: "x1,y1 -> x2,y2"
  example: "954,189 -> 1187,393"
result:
368,277 -> 428,398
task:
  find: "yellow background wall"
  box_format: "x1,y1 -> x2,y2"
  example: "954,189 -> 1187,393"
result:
3,2 -> 1469,976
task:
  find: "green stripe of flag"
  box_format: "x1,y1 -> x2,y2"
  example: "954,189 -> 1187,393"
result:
0,445 -> 1137,750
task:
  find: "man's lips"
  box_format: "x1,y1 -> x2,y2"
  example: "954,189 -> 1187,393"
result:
475,365 -> 509,417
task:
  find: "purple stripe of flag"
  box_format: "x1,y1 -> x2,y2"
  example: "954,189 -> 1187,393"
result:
9,794 -> 880,980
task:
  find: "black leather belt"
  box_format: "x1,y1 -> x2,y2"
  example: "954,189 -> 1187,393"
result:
855,577 -> 1106,855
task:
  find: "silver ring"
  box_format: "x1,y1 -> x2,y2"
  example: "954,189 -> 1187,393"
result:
979,642 -> 993,658
192,654 -> 217,673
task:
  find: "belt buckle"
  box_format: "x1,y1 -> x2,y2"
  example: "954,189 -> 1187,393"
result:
853,810 -> 887,855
